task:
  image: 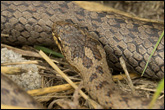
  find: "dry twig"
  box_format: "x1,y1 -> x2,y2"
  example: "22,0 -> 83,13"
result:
119,57 -> 136,94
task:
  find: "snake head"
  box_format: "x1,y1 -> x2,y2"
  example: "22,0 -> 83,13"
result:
52,21 -> 84,53
52,21 -> 102,62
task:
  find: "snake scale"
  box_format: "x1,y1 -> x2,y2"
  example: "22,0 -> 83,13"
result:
1,1 -> 164,109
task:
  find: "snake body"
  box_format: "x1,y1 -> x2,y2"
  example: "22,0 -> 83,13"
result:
1,1 -> 164,109
1,74 -> 43,109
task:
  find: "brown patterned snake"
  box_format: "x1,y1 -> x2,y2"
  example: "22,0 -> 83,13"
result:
1,1 -> 164,109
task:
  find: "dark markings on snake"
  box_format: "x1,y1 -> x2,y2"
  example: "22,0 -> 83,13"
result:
13,89 -> 24,95
130,23 -> 140,32
96,66 -> 104,75
83,56 -> 93,69
11,98 -> 18,105
1,88 -> 10,95
106,90 -> 113,97
89,73 -> 98,82
27,100 -> 38,106
97,12 -> 106,17
120,96 -> 129,107
115,18 -> 126,24
96,81 -> 109,90
86,37 -> 102,60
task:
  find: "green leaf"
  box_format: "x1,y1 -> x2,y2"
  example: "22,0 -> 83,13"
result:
141,31 -> 164,76
34,45 -> 64,58
148,79 -> 164,109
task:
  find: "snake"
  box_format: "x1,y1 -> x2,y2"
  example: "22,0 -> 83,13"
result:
1,74 -> 43,109
1,1 -> 164,109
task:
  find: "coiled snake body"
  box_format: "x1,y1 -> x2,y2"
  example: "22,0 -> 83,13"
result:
1,1 -> 164,109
